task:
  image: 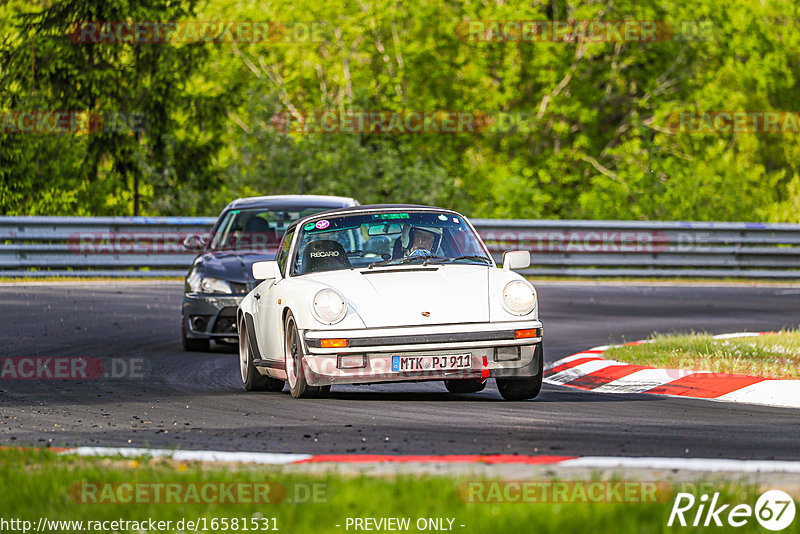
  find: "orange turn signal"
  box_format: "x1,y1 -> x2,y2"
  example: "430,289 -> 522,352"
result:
514,328 -> 541,339
320,338 -> 349,348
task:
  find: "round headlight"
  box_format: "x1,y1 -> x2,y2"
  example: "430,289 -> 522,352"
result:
312,289 -> 347,324
502,280 -> 535,315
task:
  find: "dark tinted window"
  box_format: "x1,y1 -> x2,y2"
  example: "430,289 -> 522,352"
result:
209,208 -> 329,252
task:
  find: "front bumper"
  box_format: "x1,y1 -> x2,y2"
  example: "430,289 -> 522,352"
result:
299,321 -> 542,386
182,294 -> 244,341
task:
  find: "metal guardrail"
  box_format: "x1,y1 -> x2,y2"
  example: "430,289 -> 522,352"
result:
0,216 -> 216,278
1,216 -> 799,278
475,219 -> 800,278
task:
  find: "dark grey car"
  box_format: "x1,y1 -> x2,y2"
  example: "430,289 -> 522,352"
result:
181,195 -> 358,351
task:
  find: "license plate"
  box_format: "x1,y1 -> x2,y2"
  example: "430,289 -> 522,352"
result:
391,354 -> 471,372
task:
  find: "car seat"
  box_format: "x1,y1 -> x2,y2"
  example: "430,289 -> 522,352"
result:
300,240 -> 352,273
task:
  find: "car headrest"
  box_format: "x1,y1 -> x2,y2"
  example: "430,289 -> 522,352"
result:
240,218 -> 278,246
365,236 -> 390,256
244,217 -> 270,233
300,240 -> 351,274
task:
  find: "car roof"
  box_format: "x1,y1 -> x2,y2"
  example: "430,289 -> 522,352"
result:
287,204 -> 463,232
225,194 -> 358,211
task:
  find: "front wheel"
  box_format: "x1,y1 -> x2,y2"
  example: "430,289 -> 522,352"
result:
284,311 -> 330,399
496,345 -> 544,401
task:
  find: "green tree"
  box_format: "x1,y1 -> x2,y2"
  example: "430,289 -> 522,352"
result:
0,0 -> 229,215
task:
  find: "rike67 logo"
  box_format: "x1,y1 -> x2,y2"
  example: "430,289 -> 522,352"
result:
668,490 -> 796,530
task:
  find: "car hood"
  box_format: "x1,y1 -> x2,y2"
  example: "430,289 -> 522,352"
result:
199,250 -> 279,284
303,265 -> 490,327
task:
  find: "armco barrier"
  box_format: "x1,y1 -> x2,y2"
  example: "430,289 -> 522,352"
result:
0,216 -> 216,278
473,219 -> 800,278
0,216 -> 799,278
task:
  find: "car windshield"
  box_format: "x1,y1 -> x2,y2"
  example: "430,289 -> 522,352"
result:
290,210 -> 492,275
210,207 -> 331,252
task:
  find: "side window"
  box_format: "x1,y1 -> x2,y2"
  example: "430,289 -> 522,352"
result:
209,211 -> 235,250
276,229 -> 294,276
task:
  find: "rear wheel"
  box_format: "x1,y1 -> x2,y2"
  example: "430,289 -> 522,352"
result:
182,317 -> 209,352
240,318 -> 284,392
285,311 -> 330,399
496,345 -> 544,401
444,379 -> 487,394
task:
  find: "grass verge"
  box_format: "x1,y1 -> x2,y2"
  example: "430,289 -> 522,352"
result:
604,331 -> 800,379
0,448 -> 791,533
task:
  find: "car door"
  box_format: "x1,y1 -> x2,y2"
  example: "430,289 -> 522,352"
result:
253,229 -> 294,371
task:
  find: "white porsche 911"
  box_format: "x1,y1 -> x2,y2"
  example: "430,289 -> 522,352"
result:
237,205 -> 543,401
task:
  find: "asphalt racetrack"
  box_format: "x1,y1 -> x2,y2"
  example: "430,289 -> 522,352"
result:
2,281 -> 799,459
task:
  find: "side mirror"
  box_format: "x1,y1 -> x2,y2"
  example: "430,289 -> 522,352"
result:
183,234 -> 207,252
502,250 -> 530,271
252,260 -> 282,280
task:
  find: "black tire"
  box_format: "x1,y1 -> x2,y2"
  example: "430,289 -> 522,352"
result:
496,345 -> 544,401
182,318 -> 209,352
444,379 -> 487,394
240,318 -> 284,392
284,311 -> 329,399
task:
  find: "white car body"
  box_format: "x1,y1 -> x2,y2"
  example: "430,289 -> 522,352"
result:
237,205 -> 544,400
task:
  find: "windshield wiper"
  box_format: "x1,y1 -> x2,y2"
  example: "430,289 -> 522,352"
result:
367,255 -> 445,269
426,255 -> 494,265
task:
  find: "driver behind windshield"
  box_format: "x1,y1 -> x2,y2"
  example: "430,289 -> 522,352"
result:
398,227 -> 440,258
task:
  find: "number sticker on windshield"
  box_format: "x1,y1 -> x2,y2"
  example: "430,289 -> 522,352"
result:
372,213 -> 410,220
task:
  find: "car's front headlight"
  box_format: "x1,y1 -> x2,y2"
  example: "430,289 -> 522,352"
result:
501,280 -> 536,315
312,289 -> 347,324
198,277 -> 233,294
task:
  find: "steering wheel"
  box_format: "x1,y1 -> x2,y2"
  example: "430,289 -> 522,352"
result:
408,248 -> 431,258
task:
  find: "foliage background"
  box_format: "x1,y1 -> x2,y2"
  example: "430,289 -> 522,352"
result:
1,0 -> 799,221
